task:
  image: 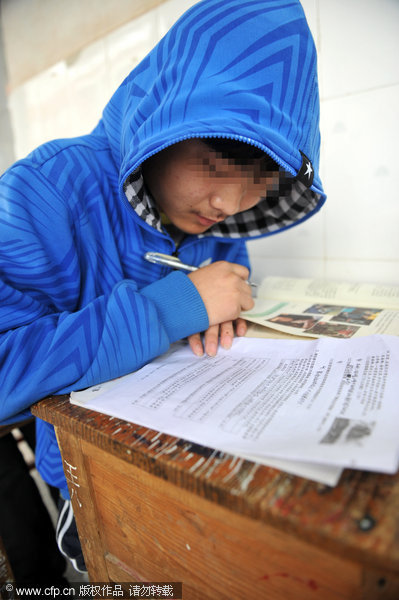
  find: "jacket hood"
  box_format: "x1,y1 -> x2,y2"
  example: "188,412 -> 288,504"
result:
100,0 -> 326,239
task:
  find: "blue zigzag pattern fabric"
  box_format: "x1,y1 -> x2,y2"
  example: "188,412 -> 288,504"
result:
104,0 -> 324,193
0,0 -> 325,494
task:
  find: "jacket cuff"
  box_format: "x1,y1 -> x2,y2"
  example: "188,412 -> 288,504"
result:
140,271 -> 209,343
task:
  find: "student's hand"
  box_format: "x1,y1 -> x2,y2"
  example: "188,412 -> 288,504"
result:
188,318 -> 248,357
188,261 -> 254,326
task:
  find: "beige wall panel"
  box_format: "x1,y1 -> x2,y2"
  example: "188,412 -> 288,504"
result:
1,0 -> 167,89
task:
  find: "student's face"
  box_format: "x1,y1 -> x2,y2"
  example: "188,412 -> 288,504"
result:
141,139 -> 279,234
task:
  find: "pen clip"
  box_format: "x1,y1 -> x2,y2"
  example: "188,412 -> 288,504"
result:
144,252 -> 257,286
144,252 -> 181,265
144,252 -> 198,272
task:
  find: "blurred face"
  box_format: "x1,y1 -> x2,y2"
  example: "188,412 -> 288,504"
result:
141,139 -> 279,234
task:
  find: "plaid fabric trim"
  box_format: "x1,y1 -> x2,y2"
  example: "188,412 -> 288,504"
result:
124,168 -> 163,232
203,174 -> 320,239
124,168 -> 320,239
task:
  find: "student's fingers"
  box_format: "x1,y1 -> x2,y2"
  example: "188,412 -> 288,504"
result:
239,281 -> 255,312
188,319 -> 247,358
206,320 -> 246,356
235,317 -> 248,337
187,332 -> 204,357
203,324 -> 220,357
219,319 -> 247,351
188,326 -> 223,358
219,321 -> 234,350
229,262 -> 250,282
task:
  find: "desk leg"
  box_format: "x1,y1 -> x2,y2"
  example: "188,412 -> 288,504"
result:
55,427 -> 108,581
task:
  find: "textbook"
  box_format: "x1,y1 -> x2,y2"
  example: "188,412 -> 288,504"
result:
71,334 -> 399,488
243,276 -> 399,340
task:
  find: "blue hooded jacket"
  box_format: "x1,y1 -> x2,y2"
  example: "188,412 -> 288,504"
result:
0,0 -> 325,494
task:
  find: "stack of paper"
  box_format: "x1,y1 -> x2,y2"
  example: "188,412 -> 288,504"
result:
71,335 -> 399,487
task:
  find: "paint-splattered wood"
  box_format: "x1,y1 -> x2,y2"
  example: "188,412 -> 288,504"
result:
32,394 -> 399,580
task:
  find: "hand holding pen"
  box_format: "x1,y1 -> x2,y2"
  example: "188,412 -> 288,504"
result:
144,252 -> 255,356
144,252 -> 257,286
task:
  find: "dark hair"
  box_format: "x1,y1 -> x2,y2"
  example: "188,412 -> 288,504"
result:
202,137 -> 278,170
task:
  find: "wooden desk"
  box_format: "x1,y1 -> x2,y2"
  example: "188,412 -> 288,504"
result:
32,395 -> 399,600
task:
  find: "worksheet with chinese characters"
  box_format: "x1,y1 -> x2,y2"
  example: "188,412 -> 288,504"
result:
71,335 -> 399,485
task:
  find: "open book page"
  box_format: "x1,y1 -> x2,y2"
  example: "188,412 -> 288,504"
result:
243,276 -> 399,340
246,321 -> 307,341
71,335 -> 399,484
256,276 -> 399,308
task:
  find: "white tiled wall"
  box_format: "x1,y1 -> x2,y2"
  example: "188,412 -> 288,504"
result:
6,0 -> 399,285
248,0 -> 399,285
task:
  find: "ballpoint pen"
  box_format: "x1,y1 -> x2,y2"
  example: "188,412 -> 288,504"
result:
144,252 -> 257,287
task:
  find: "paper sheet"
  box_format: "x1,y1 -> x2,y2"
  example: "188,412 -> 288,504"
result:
71,335 -> 399,484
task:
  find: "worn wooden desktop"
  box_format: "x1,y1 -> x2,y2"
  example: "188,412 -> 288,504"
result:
31,394 -> 399,600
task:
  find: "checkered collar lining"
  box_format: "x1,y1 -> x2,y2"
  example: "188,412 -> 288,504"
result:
123,167 -> 320,239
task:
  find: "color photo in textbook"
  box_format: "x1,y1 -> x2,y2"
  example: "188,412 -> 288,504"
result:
266,304 -> 382,339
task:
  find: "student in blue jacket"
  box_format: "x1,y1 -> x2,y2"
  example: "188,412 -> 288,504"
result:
0,0 -> 325,571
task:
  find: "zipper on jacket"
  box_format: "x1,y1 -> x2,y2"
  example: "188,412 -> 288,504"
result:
122,132 -> 297,190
